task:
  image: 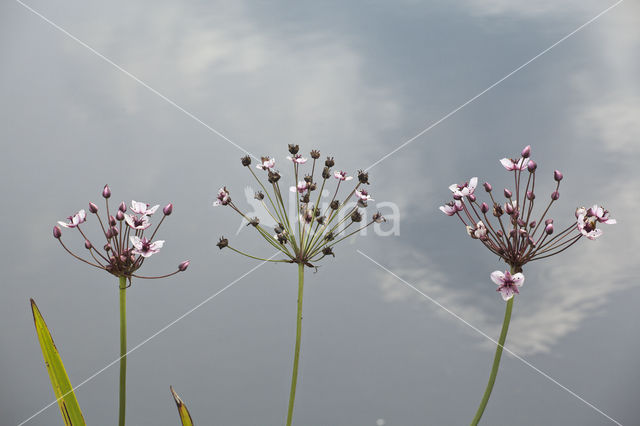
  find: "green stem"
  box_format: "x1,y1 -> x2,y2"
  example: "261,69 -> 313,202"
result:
470,274 -> 515,426
118,276 -> 128,426
285,263 -> 305,426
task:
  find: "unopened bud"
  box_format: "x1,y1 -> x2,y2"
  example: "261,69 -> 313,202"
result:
102,184 -> 111,199
163,203 -> 173,215
84,240 -> 92,249
496,230 -> 504,238
119,202 -> 127,212
527,160 -> 537,172
116,210 -> 124,221
526,191 -> 535,200
521,145 -> 531,158
178,260 -> 190,272
106,228 -> 113,238
110,226 -> 119,236
480,202 -> 489,213
529,221 -> 536,228
483,182 -> 492,192
545,218 -> 554,225
545,223 -> 554,234
104,243 -> 112,251
554,170 -> 563,181
109,216 -> 117,226
504,188 -> 512,198
53,226 -> 62,239
551,191 -> 560,200
89,202 -> 98,213
527,236 -> 535,246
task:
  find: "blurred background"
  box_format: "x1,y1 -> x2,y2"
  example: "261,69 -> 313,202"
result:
1,0 -> 638,424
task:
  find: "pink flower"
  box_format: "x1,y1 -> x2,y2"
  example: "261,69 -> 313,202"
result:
213,187 -> 231,206
467,221 -> 488,240
290,181 -> 309,193
576,205 -> 615,240
500,157 -> 529,171
491,270 -> 524,301
124,213 -> 151,230
355,189 -> 374,202
58,209 -> 87,228
448,177 -> 478,197
439,200 -> 462,216
286,154 -> 308,164
256,156 -> 276,170
130,200 -> 159,216
334,170 -> 353,181
130,236 -> 164,258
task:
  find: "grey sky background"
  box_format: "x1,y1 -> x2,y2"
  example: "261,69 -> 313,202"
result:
1,0 -> 639,425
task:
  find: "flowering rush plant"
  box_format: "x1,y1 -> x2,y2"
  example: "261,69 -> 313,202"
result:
213,145 -> 385,426
53,185 -> 189,426
439,145 -> 615,425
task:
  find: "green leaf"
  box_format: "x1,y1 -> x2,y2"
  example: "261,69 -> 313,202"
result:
170,386 -> 194,425
30,299 -> 86,426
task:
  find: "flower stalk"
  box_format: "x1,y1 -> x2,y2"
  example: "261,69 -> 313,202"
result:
118,275 -> 127,426
286,262 -> 305,426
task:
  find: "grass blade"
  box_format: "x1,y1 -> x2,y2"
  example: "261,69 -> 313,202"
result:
170,386 -> 194,425
30,299 -> 86,425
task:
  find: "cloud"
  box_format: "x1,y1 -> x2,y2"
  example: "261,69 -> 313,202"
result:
375,240 -> 633,356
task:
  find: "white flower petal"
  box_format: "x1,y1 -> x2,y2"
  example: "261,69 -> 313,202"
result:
500,287 -> 515,301
469,177 -> 478,190
490,271 -> 505,285
500,158 -> 514,170
512,273 -> 525,287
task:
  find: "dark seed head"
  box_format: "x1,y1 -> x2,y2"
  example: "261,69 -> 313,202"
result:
288,144 -> 300,155
357,170 -> 369,184
330,200 -> 339,210
216,237 -> 229,249
310,149 -> 321,159
351,210 -> 363,223
325,157 -> 335,167
241,155 -> 252,167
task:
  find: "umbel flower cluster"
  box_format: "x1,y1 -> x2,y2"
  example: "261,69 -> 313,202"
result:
439,145 -> 615,300
53,185 -> 189,282
213,145 -> 385,267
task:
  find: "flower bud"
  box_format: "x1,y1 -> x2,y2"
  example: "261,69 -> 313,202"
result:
163,203 -> 173,215
89,202 -> 98,213
84,240 -> 92,249
109,215 -> 117,226
526,191 -> 535,200
529,221 -> 536,228
116,210 -> 125,221
288,144 -> 299,155
241,155 -> 251,166
468,194 -> 476,202
480,202 -> 489,213
527,160 -> 537,172
545,218 -> 554,225
551,191 -> 560,200
521,145 -> 531,158
517,219 -> 525,227
53,226 -> 62,239
110,226 -> 119,236
106,228 -> 113,238
104,243 -> 112,251
496,230 -> 504,238
505,202 -> 515,215
178,260 -> 190,272
102,184 -> 111,199
527,236 -> 535,247
545,223 -> 554,234
118,202 -> 127,212
554,170 -> 563,181
483,182 -> 492,192
504,188 -> 512,198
